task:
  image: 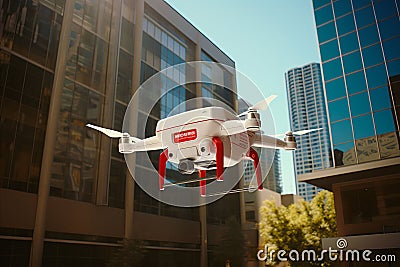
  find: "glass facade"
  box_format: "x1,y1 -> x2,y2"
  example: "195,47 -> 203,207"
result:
0,0 -> 238,266
313,0 -> 400,167
0,0 -> 65,193
50,0 -> 114,203
285,63 -> 332,200
200,51 -> 235,109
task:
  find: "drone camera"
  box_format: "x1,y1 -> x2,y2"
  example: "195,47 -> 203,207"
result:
178,159 -> 195,174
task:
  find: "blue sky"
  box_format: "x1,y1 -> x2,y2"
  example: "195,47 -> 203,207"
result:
165,0 -> 321,193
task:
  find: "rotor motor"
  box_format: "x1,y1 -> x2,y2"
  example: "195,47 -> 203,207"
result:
284,131 -> 297,150
244,110 -> 261,131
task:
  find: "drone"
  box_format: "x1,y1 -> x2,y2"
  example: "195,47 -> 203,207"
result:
87,95 -> 320,196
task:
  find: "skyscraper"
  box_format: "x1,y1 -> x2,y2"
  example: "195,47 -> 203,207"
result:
302,0 -> 400,263
285,63 -> 331,201
0,0 -> 240,266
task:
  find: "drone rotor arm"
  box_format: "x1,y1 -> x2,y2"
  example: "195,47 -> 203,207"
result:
272,128 -> 323,137
121,136 -> 166,153
252,134 -> 287,150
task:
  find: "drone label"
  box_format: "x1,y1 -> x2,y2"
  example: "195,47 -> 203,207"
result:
173,129 -> 197,143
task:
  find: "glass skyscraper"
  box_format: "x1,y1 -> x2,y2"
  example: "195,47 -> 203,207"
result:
0,0 -> 240,266
314,0 -> 400,165
285,62 -> 331,201
302,0 -> 400,263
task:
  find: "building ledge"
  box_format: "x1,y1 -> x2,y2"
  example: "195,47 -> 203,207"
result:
297,157 -> 400,190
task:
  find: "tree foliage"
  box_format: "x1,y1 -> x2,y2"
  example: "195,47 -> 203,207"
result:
259,190 -> 337,266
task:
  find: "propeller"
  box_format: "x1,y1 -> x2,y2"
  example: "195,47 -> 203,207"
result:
272,128 -> 323,138
86,124 -> 124,138
237,95 -> 277,117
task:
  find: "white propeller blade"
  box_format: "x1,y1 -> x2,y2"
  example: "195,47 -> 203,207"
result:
293,128 -> 323,135
237,95 -> 277,117
86,124 -> 124,138
220,120 -> 247,136
251,95 -> 277,111
272,128 -> 322,137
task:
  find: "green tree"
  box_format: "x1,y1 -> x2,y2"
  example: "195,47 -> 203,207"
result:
107,239 -> 145,267
259,190 -> 336,267
212,217 -> 246,267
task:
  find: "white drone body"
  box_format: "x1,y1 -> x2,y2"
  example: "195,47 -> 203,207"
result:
87,95 -> 320,196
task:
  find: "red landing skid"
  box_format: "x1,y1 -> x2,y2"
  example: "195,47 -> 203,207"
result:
158,137 -> 262,196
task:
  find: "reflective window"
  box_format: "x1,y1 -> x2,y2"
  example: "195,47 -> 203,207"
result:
331,119 -> 353,144
352,0 -> 371,10
333,141 -> 356,166
370,86 -> 392,112
374,0 -> 397,21
378,132 -> 400,158
323,58 -> 342,81
0,54 -> 54,193
75,29 -> 95,88
356,136 -> 379,163
325,77 -> 347,100
387,60 -> 400,77
346,71 -> 367,94
52,82 -> 104,202
358,25 -> 380,47
352,114 -> 375,140
328,98 -> 350,122
366,64 -> 388,89
315,4 -> 334,25
383,37 -> 400,61
112,103 -> 126,160
355,6 -> 375,28
336,14 -> 356,36
392,78 -> 400,106
108,160 -> 126,209
333,0 -> 352,17
340,32 -> 359,54
116,50 -> 133,103
313,0 -> 331,10
121,18 -> 134,53
374,109 -> 396,135
317,22 -> 337,43
378,16 -> 400,41
343,51 -> 363,73
320,40 -> 340,61
349,92 -> 371,116
362,44 -> 384,67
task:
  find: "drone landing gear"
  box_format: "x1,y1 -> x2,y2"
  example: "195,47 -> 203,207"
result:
158,137 -> 224,194
198,170 -> 206,196
212,137 -> 224,181
197,137 -> 223,197
159,149 -> 169,190
246,147 -> 263,190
